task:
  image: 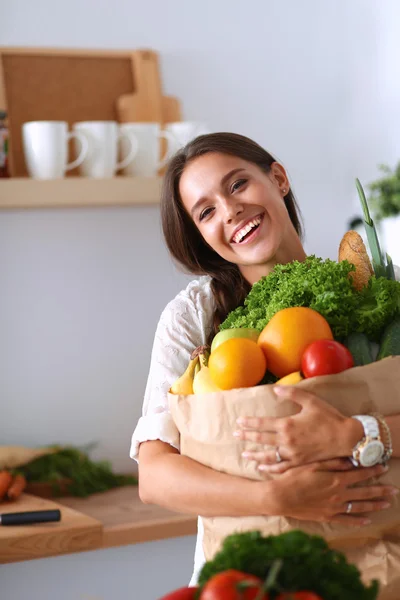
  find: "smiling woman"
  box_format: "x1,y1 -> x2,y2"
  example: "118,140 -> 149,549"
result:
178,152 -> 306,285
131,132 -> 400,588
160,133 -> 305,339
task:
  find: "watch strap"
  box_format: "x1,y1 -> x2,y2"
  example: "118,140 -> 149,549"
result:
352,415 -> 380,439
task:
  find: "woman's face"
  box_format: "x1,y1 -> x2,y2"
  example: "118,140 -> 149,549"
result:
179,152 -> 302,282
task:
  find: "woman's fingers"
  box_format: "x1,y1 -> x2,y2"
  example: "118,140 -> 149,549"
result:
236,416 -> 279,432
341,500 -> 392,514
242,448 -> 289,463
330,500 -> 393,526
330,515 -> 373,526
316,458 -> 355,471
344,464 -> 388,484
234,430 -> 278,445
345,485 -> 399,502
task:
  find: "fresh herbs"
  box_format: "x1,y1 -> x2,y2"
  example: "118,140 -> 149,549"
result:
220,256 -> 400,341
16,446 -> 137,498
368,163 -> 400,221
198,530 -> 379,600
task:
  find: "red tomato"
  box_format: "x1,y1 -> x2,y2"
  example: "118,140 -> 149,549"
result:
277,593 -> 323,600
159,586 -> 199,600
200,569 -> 268,600
301,339 -> 354,378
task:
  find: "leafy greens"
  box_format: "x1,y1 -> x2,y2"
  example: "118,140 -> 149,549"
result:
198,530 -> 379,600
220,255 -> 400,341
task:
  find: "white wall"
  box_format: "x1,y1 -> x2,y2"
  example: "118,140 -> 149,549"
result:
1,2 -> 400,598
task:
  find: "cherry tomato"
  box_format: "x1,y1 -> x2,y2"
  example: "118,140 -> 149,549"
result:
159,586 -> 199,600
276,593 -> 323,600
301,339 -> 354,378
200,569 -> 268,600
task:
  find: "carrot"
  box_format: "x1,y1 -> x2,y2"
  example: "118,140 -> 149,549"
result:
7,474 -> 27,501
0,470 -> 13,501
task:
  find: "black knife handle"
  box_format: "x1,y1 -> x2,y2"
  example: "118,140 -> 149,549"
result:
0,509 -> 61,525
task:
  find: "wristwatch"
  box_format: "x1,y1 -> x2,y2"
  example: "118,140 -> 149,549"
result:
351,415 -> 385,467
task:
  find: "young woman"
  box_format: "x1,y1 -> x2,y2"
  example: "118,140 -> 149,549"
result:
131,132 -> 400,584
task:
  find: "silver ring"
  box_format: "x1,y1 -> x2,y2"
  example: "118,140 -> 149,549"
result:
275,447 -> 283,463
346,502 -> 353,514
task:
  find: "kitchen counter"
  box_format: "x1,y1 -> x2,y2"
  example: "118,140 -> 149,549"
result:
0,487 -> 197,564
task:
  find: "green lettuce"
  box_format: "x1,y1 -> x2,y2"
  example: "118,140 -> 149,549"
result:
220,255 -> 400,341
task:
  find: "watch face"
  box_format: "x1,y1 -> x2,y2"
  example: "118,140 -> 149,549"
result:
360,441 -> 385,467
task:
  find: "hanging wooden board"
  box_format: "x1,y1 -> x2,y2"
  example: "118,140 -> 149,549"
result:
116,49 -> 181,124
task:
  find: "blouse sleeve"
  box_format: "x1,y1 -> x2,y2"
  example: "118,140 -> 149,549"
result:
130,281 -> 212,461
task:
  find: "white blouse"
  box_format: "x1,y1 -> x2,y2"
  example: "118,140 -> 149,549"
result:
130,276 -> 214,585
130,265 -> 400,584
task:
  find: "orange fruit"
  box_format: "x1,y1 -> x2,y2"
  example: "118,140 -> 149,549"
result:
257,307 -> 333,378
208,338 -> 267,390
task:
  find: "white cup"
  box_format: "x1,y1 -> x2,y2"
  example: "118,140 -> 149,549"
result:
119,123 -> 175,177
164,121 -> 210,154
22,121 -> 88,179
73,121 -> 138,178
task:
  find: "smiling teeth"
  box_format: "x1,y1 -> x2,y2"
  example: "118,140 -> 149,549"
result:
233,217 -> 262,243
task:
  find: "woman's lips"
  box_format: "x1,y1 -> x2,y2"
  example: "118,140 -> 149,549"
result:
231,214 -> 264,245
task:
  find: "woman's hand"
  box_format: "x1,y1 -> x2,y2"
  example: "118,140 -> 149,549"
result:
235,385 -> 364,474
266,460 -> 397,526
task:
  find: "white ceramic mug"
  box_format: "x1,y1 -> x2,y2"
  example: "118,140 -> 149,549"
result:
73,121 -> 138,178
22,121 -> 88,179
164,121 -> 210,154
119,123 -> 175,177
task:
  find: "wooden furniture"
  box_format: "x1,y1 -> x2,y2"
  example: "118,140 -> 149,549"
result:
0,47 -> 182,177
0,177 -> 162,209
0,493 -> 102,564
0,487 -> 197,564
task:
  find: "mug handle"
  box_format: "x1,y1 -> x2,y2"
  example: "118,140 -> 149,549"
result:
65,131 -> 89,171
116,132 -> 139,170
158,131 -> 177,169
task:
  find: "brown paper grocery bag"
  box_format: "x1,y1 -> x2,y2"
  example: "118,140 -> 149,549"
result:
169,357 -> 400,599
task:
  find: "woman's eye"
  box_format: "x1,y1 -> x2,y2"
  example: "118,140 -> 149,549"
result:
199,207 -> 214,221
231,179 -> 247,193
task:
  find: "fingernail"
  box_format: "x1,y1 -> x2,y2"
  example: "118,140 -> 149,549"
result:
382,502 -> 391,509
258,465 -> 268,471
273,386 -> 287,396
233,430 -> 242,438
361,519 -> 372,525
390,488 -> 399,495
236,417 -> 245,425
242,451 -> 251,458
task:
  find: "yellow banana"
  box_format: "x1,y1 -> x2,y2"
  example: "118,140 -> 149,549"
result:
169,346 -> 208,395
193,347 -> 221,394
275,371 -> 303,385
169,354 -> 199,395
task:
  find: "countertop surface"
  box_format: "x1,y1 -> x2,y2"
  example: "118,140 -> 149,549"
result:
0,487 -> 197,564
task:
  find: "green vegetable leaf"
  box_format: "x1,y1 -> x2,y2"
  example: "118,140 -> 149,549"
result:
18,446 -> 137,497
198,530 -> 379,600
220,255 -> 400,342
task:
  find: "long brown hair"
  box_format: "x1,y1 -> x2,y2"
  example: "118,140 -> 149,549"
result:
160,132 -> 304,343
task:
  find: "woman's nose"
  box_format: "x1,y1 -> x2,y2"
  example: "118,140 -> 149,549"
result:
222,200 -> 244,224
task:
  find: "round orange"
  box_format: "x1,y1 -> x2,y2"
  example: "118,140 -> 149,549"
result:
257,307 -> 333,378
208,338 -> 267,390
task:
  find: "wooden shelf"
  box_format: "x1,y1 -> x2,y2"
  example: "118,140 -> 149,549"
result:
0,177 -> 163,209
0,488 -> 197,564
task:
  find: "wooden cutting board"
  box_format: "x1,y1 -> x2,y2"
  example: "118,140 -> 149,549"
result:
0,493 -> 102,563
116,50 -> 181,124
